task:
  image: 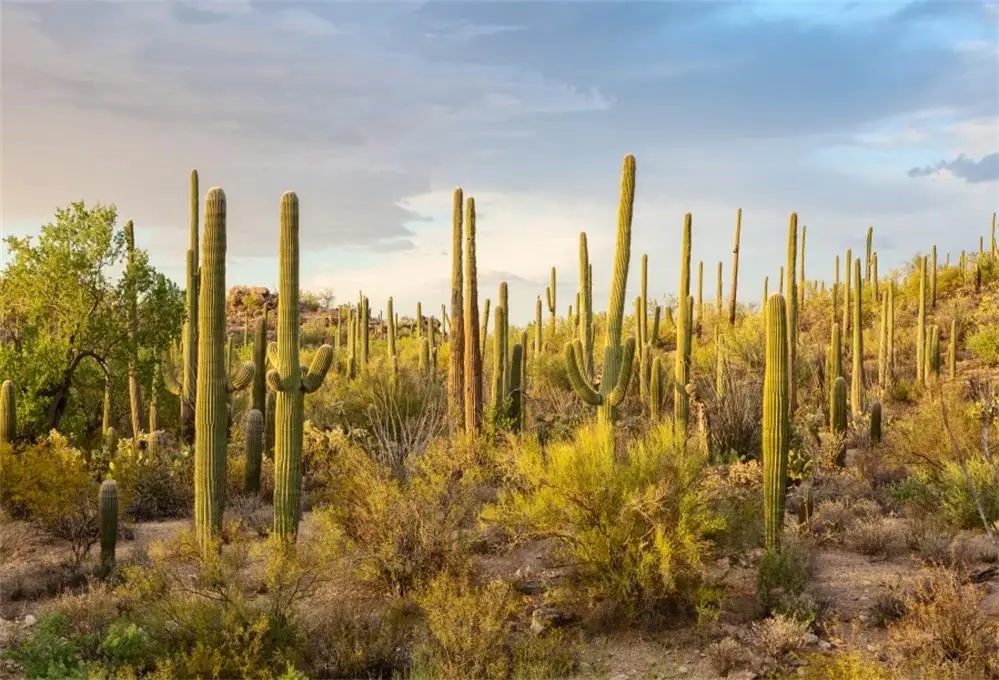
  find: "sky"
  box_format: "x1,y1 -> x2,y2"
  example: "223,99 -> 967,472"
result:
2,0 -> 997,324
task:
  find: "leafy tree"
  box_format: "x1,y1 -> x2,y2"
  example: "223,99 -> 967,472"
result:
0,202 -> 183,441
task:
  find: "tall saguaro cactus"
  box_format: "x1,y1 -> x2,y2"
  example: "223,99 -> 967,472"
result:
124,220 -> 144,438
194,188 -> 255,551
447,190 -> 465,429
851,259 -> 863,417
578,233 -> 594,380
916,256 -> 927,385
463,197 -> 483,435
675,214 -> 693,434
762,294 -> 790,552
244,409 -> 264,494
564,155 -> 637,424
843,248 -> 852,333
0,380 -> 15,446
182,170 -> 200,442
491,305 -> 506,420
252,309 -> 267,414
785,213 -> 798,414
545,267 -> 557,348
269,193 -> 334,540
727,208 -> 742,326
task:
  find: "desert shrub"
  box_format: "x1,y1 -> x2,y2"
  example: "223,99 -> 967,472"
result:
314,435 -> 490,597
2,612 -> 88,679
410,572 -> 575,680
701,368 -> 763,462
487,421 -> 723,622
786,651 -> 898,679
890,567 -> 999,677
107,438 -> 193,520
365,369 -> 447,477
757,539 -> 812,617
0,432 -> 100,566
529,352 -> 588,445
752,612 -> 810,662
707,637 -> 751,676
810,497 -> 882,542
845,517 -> 905,556
707,459 -> 765,554
967,324 -> 999,365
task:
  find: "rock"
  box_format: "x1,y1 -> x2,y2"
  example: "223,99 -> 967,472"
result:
21,615 -> 35,627
677,665 -> 689,674
514,579 -> 546,595
803,632 -> 819,645
727,671 -> 758,680
530,607 -> 577,634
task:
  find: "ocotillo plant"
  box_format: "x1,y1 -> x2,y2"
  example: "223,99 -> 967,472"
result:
916,256 -> 927,385
762,293 -> 790,552
268,192 -> 334,540
464,196 -> 483,435
447,188 -> 465,430
123,220 -> 143,438
99,479 -> 118,575
578,233 -> 594,380
675,214 -> 693,434
244,409 -> 264,494
870,401 -> 882,444
786,213 -> 798,414
727,208 -> 742,326
252,309 -> 267,414
851,259 -> 863,418
194,188 -> 255,551
564,154 -> 637,424
545,266 -> 557,347
0,380 -> 15,445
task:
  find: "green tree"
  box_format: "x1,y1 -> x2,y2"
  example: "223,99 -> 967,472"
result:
0,202 -> 183,440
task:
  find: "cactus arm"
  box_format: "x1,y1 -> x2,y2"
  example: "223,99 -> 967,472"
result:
267,368 -> 287,393
563,340 -> 602,406
608,337 -> 637,406
301,345 -> 334,393
227,362 -> 255,393
161,352 -> 182,397
267,341 -> 280,368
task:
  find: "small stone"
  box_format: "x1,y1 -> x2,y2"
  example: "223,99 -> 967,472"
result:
22,615 -> 36,627
677,665 -> 689,674
728,671 -> 758,680
803,632 -> 819,645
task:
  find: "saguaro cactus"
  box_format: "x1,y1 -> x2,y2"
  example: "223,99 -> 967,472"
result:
948,319 -> 957,380
244,409 -> 264,494
564,155 -> 637,424
194,188 -> 255,551
508,342 -> 524,432
252,310 -> 267,414
786,213 -> 798,413
675,215 -> 693,434
799,224 -> 807,307
878,291 -> 888,390
931,245 -> 938,309
181,170 -> 200,442
0,380 -> 15,446
864,226 -> 874,285
727,208 -> 742,326
916,256 -> 927,385
265,391 -> 276,458
269,192 -> 334,540
843,248 -> 852,333
545,267 -> 557,347
578,234 -> 595,380
649,355 -> 664,420
491,306 -> 506,419
851,259 -> 863,417
870,401 -> 882,444
99,479 -> 118,575
123,220 -> 144,438
463,197 -> 483,435
762,294 -> 790,552
534,297 -> 543,354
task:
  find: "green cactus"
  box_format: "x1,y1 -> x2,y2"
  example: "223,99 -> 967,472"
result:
360,296 -> 370,368
416,301 -> 422,340
832,254 -> 840,329
878,291 -> 888,390
887,283 -> 896,385
420,337 -> 431,374
508,342 -> 524,432
851,258 -> 863,418
786,213 -> 798,414
931,244 -> 938,309
870,401 -> 882,444
0,380 -> 15,446
728,208 -> 741,326
762,293 -> 790,552
252,310 -> 267,414
916,256 -> 927,385
149,365 -> 160,435
696,260 -> 704,334
649,355 -> 664,420
564,154 -> 637,424
480,298 -> 491,364
799,224 -> 806,307
675,214 -> 693,435
778,266 -> 784,295
534,296 -> 543,354
491,306 -> 505,420
99,479 -> 118,575
927,325 -> 941,379
244,409 -> 264,494
464,196 -> 483,435
831,376 -> 847,437
181,170 -> 200,443
123,220 -> 144,438
194,188 -> 256,551
762,276 -> 768,309
545,266 -> 557,348
268,193 -> 334,540
499,282 -> 510,393
948,318 -> 957,380
843,248 -> 852,333
715,261 -> 723,316
872,252 -> 879,300
829,322 -> 843,382
864,226 -> 873,286
265,391 -> 276,458
578,233 -> 594,380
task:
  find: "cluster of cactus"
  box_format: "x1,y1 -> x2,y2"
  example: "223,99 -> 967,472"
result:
564,155 -> 637,424
762,294 -> 790,552
635,254 -> 662,409
268,192 -> 334,540
193,188 -> 256,551
0,380 -> 15,445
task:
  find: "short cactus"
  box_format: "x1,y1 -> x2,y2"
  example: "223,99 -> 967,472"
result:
762,294 -> 790,552
0,380 -> 16,446
870,401 -> 882,444
99,479 -> 118,575
244,409 -> 264,494
830,376 -> 848,437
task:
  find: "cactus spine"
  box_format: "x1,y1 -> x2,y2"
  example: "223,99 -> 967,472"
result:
448,187 -> 465,431
244,409 -> 264,494
0,380 -> 15,445
851,259 -> 863,417
99,479 -> 118,574
675,214 -> 693,434
123,220 -> 144,438
917,256 -> 927,385
563,155 -> 637,424
464,197 -> 483,435
762,294 -> 789,552
269,192 -> 333,540
727,208 -> 741,326
870,401 -> 882,444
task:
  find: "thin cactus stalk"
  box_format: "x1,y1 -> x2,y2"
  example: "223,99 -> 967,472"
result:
675,213 -> 693,435
464,196 -> 483,435
778,267 -> 784,297
727,208 -> 741,326
878,291 -> 888,390
499,282 -> 510,394
361,296 -> 370,368
416,301 -> 422,340
563,154 -> 637,424
948,319 -> 957,379
696,260 -> 704,333
420,337 -> 432,374
843,248 -> 852,333
448,189 -> 465,429
716,261 -> 723,315
534,297 -> 543,354
715,327 -> 725,397
244,409 -> 264,494
265,391 -> 276,458
124,220 -> 144,438
762,293 -> 789,552
830,322 -> 843,381
927,325 -> 941,378
508,342 -> 524,432
870,401 -> 882,444
0,380 -> 15,445
102,380 -> 112,444
441,304 -> 448,339
649,355 -> 663,420
180,169 -> 201,444
931,245 -> 938,309
481,298 -> 491,363
865,226 -> 873,285
917,256 -> 927,385
269,192 -> 333,540
887,283 -> 896,384
546,266 -> 557,348
799,224 -> 806,307
387,298 -> 397,359
491,306 -> 506,420
832,255 -> 840,328
578,233 -> 594,380
762,276 -> 769,309
99,479 -> 118,574
786,213 -> 798,414
872,252 -> 879,299
252,309 -> 267,414
851,258 -> 863,418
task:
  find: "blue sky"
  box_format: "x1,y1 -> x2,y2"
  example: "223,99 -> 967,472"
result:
2,0 -> 996,323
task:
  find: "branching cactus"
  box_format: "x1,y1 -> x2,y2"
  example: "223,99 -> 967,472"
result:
762,294 -> 790,552
99,479 -> 118,575
563,155 -> 637,424
0,380 -> 15,446
268,192 -> 334,540
244,409 -> 264,494
194,188 -> 255,551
